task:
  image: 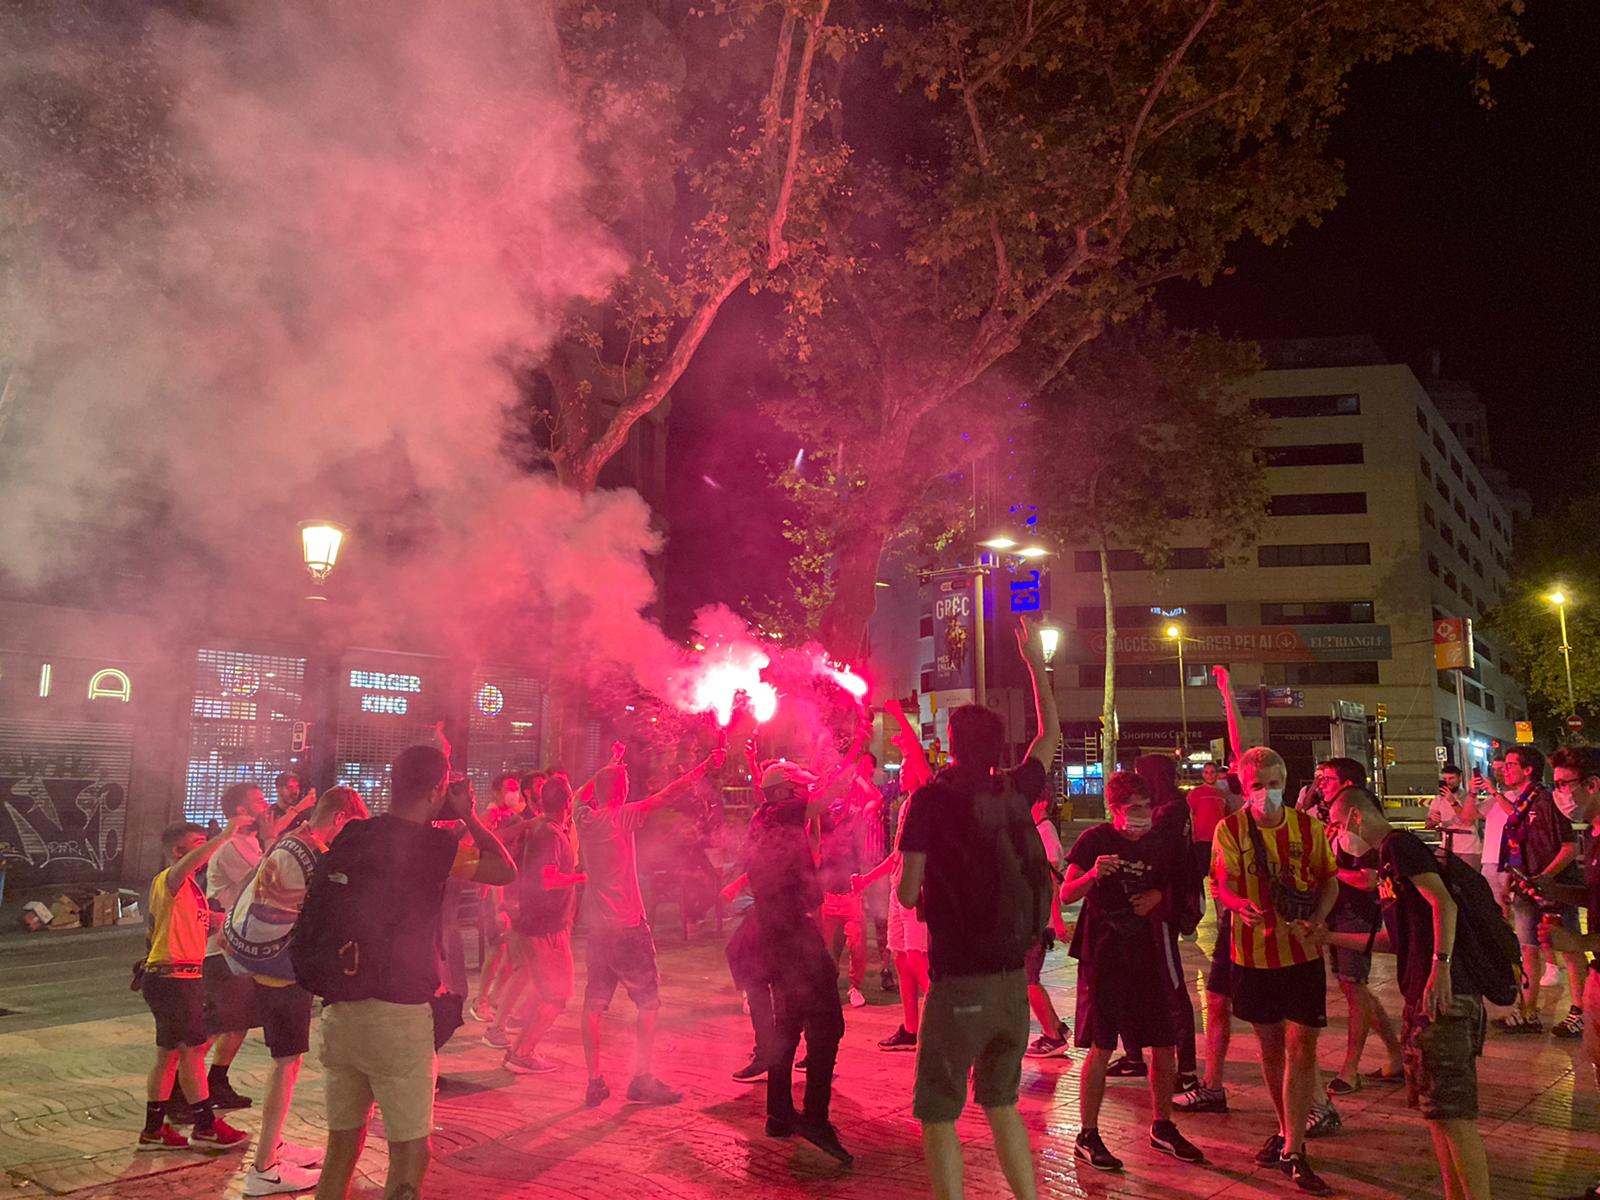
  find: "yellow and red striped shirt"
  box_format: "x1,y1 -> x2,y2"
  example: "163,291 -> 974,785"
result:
1213,807 -> 1336,969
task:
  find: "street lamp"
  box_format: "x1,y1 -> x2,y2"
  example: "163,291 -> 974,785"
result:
1547,588 -> 1578,718
299,520 -> 348,592
1165,622 -> 1200,756
1038,625 -> 1062,666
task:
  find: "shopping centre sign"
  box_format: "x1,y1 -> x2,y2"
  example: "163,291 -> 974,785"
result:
1066,624 -> 1392,664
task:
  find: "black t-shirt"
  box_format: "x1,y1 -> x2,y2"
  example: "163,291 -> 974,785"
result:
899,758 -> 1047,979
1501,785 -> 1574,878
348,815 -> 462,1005
1063,822 -> 1182,967
1332,842 -> 1381,927
1377,828 -> 1474,1004
748,811 -> 823,935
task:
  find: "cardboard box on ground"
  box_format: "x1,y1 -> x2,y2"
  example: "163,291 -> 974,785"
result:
27,889 -> 141,931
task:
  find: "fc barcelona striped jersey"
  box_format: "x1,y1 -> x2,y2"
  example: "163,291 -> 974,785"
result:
1213,807 -> 1336,969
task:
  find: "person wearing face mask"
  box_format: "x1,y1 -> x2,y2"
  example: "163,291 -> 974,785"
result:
1531,745 -> 1600,1200
1061,771 -> 1204,1172
1495,745 -> 1586,1037
1212,746 -> 1340,1194
1320,787 -> 1490,1200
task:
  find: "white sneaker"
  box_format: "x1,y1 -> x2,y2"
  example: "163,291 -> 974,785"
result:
848,987 -> 866,1008
275,1139 -> 323,1169
244,1159 -> 321,1196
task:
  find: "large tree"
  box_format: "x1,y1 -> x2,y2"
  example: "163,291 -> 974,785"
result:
1029,324 -> 1267,765
768,0 -> 1525,658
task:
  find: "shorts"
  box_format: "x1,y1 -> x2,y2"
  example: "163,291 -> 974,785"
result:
1206,910 -> 1234,997
255,980 -> 315,1059
1074,943 -> 1178,1050
1233,958 -> 1327,1028
1024,940 -> 1047,986
913,970 -> 1029,1122
1511,897 -> 1579,949
1402,992 -> 1484,1121
319,998 -> 436,1142
584,921 -> 661,1013
203,953 -> 259,1035
142,972 -> 207,1049
887,899 -> 928,955
1480,863 -> 1509,912
1329,911 -> 1378,985
516,930 -> 574,1008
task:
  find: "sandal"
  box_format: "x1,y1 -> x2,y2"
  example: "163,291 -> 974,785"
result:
1325,1076 -> 1361,1096
1363,1066 -> 1404,1083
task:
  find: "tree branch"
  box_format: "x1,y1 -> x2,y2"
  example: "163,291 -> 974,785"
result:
768,1 -> 831,270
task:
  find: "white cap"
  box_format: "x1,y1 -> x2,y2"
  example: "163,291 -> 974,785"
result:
759,760 -> 818,790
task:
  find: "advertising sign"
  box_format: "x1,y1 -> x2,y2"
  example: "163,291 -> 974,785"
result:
1065,624 -> 1393,664
1433,617 -> 1474,671
926,576 -> 976,692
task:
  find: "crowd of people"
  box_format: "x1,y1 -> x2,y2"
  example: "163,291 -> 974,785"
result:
126,623 -> 1600,1200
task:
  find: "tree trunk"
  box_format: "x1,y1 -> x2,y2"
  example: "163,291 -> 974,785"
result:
1099,540 -> 1118,772
818,522 -> 888,662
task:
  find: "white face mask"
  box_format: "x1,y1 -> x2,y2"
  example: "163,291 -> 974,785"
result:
1556,789 -> 1580,821
1117,811 -> 1153,836
1249,787 -> 1284,817
1341,824 -> 1372,858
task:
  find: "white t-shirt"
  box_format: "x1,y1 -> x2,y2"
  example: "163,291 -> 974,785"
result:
1035,817 -> 1064,874
1480,793 -> 1512,868
1428,789 -> 1482,858
204,835 -> 263,956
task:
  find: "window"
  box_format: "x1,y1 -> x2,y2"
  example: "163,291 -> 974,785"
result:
1261,600 -> 1376,625
1483,692 -> 1496,713
1451,456 -> 1464,480
918,615 -> 935,639
1256,393 -> 1360,418
1463,681 -> 1482,706
1262,661 -> 1381,686
1444,570 -> 1457,593
1473,638 -> 1493,663
186,649 -> 308,825
1473,557 -> 1484,578
1073,604 -> 1229,629
1467,480 -> 1479,500
1424,504 -> 1436,528
1420,457 -> 1432,480
1072,548 -> 1220,572
1258,543 -> 1371,568
1433,432 -> 1447,453
1265,443 -> 1365,467
1454,500 -> 1467,520
1436,477 -> 1450,501
1416,407 -> 1429,431
1428,553 -> 1440,577
1268,492 -> 1368,517
1440,526 -> 1453,548
1470,518 -> 1481,539
1457,542 -> 1470,564
1462,585 -> 1474,608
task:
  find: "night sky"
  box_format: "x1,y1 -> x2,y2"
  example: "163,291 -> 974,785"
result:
665,1 -> 1598,631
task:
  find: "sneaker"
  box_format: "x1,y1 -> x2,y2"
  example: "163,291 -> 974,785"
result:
505,1051 -> 558,1075
795,1119 -> 854,1166
191,1118 -> 249,1148
1542,960 -> 1561,988
482,1025 -> 510,1050
878,1026 -> 918,1052
137,1124 -> 190,1152
1554,1006 -> 1585,1039
1174,1071 -> 1200,1094
1305,1101 -> 1342,1139
625,1074 -> 683,1105
1174,1084 -> 1229,1114
1074,1129 -> 1123,1172
584,1077 -> 610,1108
244,1159 -> 321,1196
1024,1032 -> 1070,1059
733,1056 -> 768,1081
880,968 -> 898,993
275,1140 -> 324,1169
1498,1012 -> 1544,1034
469,997 -> 494,1023
1104,1054 -> 1148,1078
1280,1150 -> 1334,1195
764,1115 -> 794,1139
794,1055 -> 808,1073
209,1078 -> 253,1111
1149,1120 -> 1205,1164
1254,1133 -> 1286,1166
847,987 -> 867,1008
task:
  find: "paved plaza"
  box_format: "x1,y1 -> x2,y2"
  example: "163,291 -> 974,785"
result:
2,915 -> 1597,1199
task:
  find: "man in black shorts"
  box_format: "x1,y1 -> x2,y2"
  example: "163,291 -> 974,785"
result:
1323,787 -> 1490,1200
1061,771 -> 1203,1172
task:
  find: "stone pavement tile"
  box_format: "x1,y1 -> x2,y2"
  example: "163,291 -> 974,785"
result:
8,929 -> 1600,1198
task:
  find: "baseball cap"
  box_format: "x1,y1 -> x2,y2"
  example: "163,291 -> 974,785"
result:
759,761 -> 818,790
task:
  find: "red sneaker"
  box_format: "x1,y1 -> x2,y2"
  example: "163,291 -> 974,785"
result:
137,1124 -> 191,1151
191,1118 -> 249,1149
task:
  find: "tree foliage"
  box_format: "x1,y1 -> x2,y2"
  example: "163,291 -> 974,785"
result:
766,0 -> 1525,656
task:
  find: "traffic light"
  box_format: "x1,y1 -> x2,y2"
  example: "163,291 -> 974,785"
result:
1382,746 -> 1397,767
1375,703 -> 1388,722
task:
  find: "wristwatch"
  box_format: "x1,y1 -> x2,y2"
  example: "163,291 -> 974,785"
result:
1435,952 -> 1452,963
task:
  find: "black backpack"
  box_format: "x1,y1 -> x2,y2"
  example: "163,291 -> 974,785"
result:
290,819 -> 442,1003
995,788 -> 1055,958
1438,848 -> 1523,1007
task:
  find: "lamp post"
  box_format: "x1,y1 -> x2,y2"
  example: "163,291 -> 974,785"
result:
1165,622 -> 1202,757
299,520 -> 348,598
1548,589 -> 1578,719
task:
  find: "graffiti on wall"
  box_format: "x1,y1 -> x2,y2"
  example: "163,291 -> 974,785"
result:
0,727 -> 133,883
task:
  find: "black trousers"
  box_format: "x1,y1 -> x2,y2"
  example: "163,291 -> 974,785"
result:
747,982 -> 777,1066
768,929 -> 845,1124
1124,929 -> 1198,1075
